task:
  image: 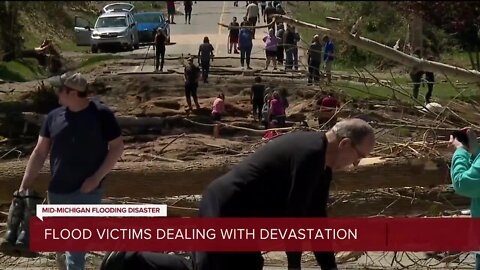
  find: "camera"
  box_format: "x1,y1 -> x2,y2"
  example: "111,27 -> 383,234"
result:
451,130 -> 470,148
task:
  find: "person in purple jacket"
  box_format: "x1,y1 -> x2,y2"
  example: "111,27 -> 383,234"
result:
263,28 -> 279,70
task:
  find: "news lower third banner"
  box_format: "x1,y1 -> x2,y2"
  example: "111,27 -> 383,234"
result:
31,204 -> 480,252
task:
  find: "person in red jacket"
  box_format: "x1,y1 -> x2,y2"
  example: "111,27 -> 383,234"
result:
317,91 -> 339,128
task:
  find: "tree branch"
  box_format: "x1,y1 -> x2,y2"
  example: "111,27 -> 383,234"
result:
272,15 -> 480,82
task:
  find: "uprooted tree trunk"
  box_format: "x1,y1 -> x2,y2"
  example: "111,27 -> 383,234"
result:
272,15 -> 480,82
0,156 -> 451,201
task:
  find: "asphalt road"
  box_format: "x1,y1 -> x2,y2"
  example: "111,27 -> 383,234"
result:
129,1 -> 268,69
150,1 -> 266,57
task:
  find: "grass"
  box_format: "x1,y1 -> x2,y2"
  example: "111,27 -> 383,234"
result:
0,54 -> 123,82
441,51 -> 476,70
288,1 -> 480,103
131,1 -> 165,12
334,76 -> 478,103
289,2 -> 474,71
77,54 -> 124,73
289,2 -> 410,70
0,59 -> 48,82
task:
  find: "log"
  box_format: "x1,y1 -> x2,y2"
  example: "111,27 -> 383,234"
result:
22,112 -> 299,136
272,15 -> 480,82
0,101 -> 34,113
22,112 -> 182,128
0,156 -> 451,203
142,186 -> 471,218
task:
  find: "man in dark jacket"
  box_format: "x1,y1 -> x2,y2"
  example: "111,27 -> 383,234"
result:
194,118 -> 376,270
308,34 -> 323,84
99,118 -> 375,270
184,57 -> 201,111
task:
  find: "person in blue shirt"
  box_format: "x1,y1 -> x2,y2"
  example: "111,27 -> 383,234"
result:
239,26 -> 253,70
16,72 -> 124,270
450,128 -> 480,269
323,35 -> 334,84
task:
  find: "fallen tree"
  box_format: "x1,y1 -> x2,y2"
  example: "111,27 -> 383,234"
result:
0,156 -> 450,202
165,186 -> 469,218
271,15 -> 480,82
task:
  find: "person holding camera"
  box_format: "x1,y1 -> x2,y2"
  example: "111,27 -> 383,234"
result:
449,128 -> 480,269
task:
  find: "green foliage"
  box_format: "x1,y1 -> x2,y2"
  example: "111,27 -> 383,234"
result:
293,2 -> 410,69
292,1 -> 473,69
0,58 -> 47,82
392,1 -> 480,69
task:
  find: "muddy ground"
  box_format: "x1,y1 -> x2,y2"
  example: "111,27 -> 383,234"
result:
0,56 -> 476,269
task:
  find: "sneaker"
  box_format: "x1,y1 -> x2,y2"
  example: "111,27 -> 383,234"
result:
247,66 -> 252,70
234,50 -> 239,54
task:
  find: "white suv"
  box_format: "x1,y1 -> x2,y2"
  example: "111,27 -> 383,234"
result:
74,3 -> 140,53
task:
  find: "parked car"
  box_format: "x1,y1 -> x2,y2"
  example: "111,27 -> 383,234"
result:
134,12 -> 170,44
74,3 -> 140,53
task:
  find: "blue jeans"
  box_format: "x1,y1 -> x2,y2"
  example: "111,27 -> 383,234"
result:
476,253 -> 480,270
240,46 -> 252,67
201,62 -> 210,82
48,189 -> 103,270
285,46 -> 298,70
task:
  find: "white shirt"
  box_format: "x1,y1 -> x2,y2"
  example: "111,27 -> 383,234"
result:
247,3 -> 259,19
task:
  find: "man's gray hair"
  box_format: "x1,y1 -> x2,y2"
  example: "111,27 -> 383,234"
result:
330,118 -> 374,146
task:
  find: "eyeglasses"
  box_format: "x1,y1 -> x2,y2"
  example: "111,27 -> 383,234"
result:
336,135 -> 368,159
352,144 -> 367,159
